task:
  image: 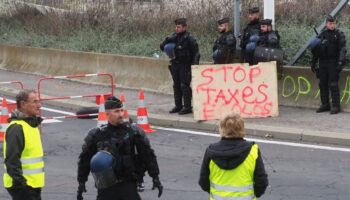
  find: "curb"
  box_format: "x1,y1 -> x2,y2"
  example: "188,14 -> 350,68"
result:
1,87 -> 350,146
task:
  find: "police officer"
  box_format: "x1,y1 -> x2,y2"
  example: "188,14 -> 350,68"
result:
3,90 -> 44,200
160,18 -> 200,115
311,15 -> 347,114
199,113 -> 268,199
240,6 -> 260,65
213,17 -> 236,64
77,96 -> 163,200
257,19 -> 280,48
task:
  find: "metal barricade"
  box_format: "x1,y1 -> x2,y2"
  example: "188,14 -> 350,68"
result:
0,81 -> 24,112
37,73 -> 114,119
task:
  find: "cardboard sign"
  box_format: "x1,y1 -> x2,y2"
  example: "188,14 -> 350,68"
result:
192,62 -> 279,120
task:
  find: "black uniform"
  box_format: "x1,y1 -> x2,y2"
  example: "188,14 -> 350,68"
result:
213,30 -> 236,64
257,30 -> 280,48
198,138 -> 268,198
160,31 -> 200,113
77,122 -> 160,200
311,28 -> 346,113
240,19 -> 260,65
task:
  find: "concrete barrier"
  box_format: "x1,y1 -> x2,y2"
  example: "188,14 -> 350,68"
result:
0,45 -> 172,94
0,45 -> 349,111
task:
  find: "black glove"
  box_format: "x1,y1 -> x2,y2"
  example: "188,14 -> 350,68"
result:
337,61 -> 345,72
77,182 -> 87,200
152,176 -> 163,198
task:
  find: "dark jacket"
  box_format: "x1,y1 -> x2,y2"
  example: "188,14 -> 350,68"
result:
257,30 -> 281,49
213,30 -> 237,64
77,122 -> 160,185
240,19 -> 260,49
199,138 -> 268,198
4,110 -> 43,189
160,31 -> 200,65
312,28 -> 347,66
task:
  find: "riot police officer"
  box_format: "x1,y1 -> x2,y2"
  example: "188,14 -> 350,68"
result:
311,15 -> 347,114
240,7 -> 260,65
160,18 -> 200,115
257,19 -> 280,48
77,96 -> 163,200
213,17 -> 236,64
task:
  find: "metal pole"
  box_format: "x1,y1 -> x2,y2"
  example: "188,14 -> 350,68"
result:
234,0 -> 241,49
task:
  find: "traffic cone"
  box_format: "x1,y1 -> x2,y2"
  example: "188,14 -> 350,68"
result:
120,91 -> 130,123
0,98 -> 10,142
137,90 -> 155,133
97,95 -> 108,126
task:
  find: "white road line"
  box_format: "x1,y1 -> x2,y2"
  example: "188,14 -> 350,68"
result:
42,119 -> 62,124
156,127 -> 350,153
40,107 -> 75,116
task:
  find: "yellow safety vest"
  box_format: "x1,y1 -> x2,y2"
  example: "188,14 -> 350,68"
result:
3,120 -> 45,188
209,144 -> 258,200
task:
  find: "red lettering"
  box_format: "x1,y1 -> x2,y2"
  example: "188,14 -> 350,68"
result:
215,66 -> 233,83
242,86 -> 254,104
196,68 -> 214,92
202,103 -> 215,120
200,88 -> 217,104
233,66 -> 246,83
227,89 -> 239,104
249,66 -> 261,84
257,84 -> 268,103
263,102 -> 273,115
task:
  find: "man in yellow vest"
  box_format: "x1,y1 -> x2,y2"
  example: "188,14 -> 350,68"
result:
199,113 -> 268,199
3,89 -> 44,200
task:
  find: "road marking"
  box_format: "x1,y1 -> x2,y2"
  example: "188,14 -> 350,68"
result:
42,119 -> 62,124
40,107 -> 75,116
156,127 -> 350,153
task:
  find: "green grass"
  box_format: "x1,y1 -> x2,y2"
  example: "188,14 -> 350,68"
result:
0,19 -> 349,67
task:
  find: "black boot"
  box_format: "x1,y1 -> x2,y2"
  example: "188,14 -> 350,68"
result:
316,104 -> 330,113
178,107 -> 193,115
330,106 -> 340,114
169,106 -> 183,113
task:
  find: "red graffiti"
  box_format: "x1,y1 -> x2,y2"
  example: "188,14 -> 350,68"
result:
196,64 -> 275,120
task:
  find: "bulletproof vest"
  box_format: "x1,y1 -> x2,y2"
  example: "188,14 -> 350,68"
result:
174,32 -> 193,63
213,31 -> 236,64
94,124 -> 137,179
318,30 -> 340,60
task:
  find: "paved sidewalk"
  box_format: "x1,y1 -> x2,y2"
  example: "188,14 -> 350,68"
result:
0,69 -> 349,146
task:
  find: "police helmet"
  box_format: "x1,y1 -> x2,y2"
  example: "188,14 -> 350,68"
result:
164,43 -> 176,59
245,42 -> 257,53
90,151 -> 115,173
309,37 -> 321,50
249,34 -> 260,43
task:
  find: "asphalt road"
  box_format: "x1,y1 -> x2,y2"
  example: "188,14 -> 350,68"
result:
0,107 -> 350,200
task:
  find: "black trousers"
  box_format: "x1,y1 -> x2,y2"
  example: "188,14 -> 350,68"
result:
169,63 -> 192,108
97,181 -> 141,200
318,60 -> 340,107
7,186 -> 41,200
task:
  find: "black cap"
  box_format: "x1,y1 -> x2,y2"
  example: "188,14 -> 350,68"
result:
326,15 -> 336,22
249,7 -> 259,14
104,96 -> 123,110
175,18 -> 187,26
217,17 -> 230,25
260,19 -> 272,26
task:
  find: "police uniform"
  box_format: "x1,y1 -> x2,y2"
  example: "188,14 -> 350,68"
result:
77,98 -> 162,200
160,18 -> 200,115
311,15 -> 347,114
240,7 -> 260,65
213,17 -> 237,64
256,19 -> 280,49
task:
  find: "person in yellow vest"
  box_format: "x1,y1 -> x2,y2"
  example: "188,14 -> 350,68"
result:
199,113 -> 268,199
3,89 -> 44,200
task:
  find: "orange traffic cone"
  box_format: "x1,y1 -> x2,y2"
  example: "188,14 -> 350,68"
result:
97,95 -> 108,126
0,98 -> 10,142
120,92 -> 130,123
137,90 -> 155,133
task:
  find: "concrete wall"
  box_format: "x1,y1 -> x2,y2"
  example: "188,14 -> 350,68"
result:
0,45 -> 173,94
0,45 -> 350,111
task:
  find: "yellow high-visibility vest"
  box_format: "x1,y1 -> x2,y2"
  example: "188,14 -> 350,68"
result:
3,120 -> 45,188
209,144 -> 258,200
